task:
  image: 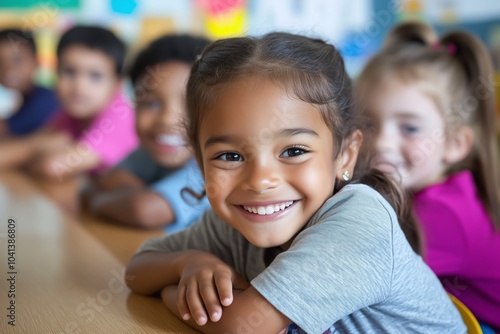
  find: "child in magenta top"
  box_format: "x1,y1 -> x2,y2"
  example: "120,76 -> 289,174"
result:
33,26 -> 138,178
356,22 -> 500,332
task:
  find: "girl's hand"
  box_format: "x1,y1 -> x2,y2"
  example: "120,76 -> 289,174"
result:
177,252 -> 250,326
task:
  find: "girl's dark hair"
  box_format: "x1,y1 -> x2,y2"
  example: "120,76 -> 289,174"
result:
357,22 -> 500,230
186,32 -> 421,253
0,28 -> 36,55
128,34 -> 211,86
57,26 -> 126,76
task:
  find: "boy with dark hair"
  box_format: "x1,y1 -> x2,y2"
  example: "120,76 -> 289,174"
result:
29,25 -> 138,179
83,34 -> 211,231
0,28 -> 59,136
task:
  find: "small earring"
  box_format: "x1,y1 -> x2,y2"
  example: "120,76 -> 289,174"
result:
342,170 -> 350,181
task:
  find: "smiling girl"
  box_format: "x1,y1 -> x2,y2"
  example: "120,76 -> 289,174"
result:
125,32 -> 464,333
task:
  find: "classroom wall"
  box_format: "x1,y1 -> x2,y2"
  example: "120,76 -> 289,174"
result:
0,0 -> 499,84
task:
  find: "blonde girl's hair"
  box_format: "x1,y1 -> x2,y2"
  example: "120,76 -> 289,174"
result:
357,21 -> 500,229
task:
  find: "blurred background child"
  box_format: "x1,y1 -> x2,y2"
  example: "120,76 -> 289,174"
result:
0,28 -> 59,137
29,25 -> 138,179
356,22 -> 500,332
0,28 -> 67,170
83,34 -> 211,232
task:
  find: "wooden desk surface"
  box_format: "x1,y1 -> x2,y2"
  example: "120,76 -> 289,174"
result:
0,172 -> 196,333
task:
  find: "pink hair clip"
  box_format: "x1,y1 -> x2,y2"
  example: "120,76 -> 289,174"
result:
446,43 -> 457,55
431,41 -> 457,55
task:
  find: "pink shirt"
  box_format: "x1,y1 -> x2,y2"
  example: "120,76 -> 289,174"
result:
51,92 -> 138,172
414,171 -> 500,330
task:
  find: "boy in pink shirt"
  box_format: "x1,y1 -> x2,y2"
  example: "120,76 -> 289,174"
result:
31,26 -> 138,179
50,91 -> 136,174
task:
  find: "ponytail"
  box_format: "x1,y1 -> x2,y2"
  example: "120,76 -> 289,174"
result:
440,31 -> 500,228
383,21 -> 437,49
359,21 -> 500,230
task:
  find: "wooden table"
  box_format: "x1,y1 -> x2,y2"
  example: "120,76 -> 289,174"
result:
0,171 -> 196,333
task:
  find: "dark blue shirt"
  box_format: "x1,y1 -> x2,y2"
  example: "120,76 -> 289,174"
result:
7,86 -> 59,135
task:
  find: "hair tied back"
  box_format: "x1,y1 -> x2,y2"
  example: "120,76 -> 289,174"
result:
431,41 -> 457,55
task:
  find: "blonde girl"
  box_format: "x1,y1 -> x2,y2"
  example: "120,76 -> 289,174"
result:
357,22 -> 500,332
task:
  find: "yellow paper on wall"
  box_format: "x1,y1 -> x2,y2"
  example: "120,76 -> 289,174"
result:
205,7 -> 246,39
141,17 -> 175,47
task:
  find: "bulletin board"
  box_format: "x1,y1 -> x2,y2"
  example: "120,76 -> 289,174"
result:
0,0 -> 80,9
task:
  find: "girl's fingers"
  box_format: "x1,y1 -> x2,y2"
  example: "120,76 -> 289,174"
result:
185,280 -> 209,326
198,278 -> 223,322
214,271 -> 234,307
176,284 -> 191,321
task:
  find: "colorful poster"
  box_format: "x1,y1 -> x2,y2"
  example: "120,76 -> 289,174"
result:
195,0 -> 247,39
0,0 -> 79,9
140,1 -> 192,32
110,0 -> 136,15
140,17 -> 175,45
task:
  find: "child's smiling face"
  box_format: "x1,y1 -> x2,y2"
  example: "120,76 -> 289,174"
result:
134,61 -> 193,169
56,45 -> 120,119
198,77 -> 342,249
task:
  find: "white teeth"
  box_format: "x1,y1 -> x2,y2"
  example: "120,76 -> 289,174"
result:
156,134 -> 186,146
243,201 -> 294,215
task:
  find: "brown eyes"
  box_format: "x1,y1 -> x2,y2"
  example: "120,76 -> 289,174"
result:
280,147 -> 308,158
214,152 -> 242,162
214,146 -> 309,162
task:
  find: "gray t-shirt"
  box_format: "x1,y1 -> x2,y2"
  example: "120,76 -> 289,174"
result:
137,184 -> 465,334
